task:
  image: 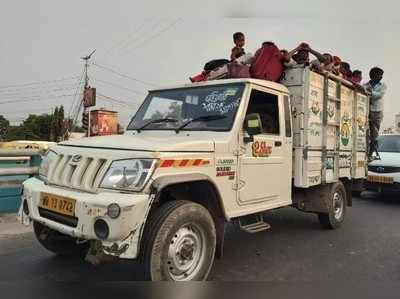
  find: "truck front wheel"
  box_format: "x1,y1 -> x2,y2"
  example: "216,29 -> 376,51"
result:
33,221 -> 89,257
140,200 -> 216,281
318,182 -> 347,229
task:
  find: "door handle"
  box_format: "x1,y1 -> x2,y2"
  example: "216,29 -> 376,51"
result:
275,141 -> 282,147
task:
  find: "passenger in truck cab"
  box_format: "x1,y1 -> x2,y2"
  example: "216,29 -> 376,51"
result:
230,32 -> 246,60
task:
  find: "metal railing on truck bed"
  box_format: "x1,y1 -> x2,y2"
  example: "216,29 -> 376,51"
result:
0,149 -> 42,213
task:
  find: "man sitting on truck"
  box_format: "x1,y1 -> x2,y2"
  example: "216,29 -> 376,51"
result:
231,32 -> 246,60
250,42 -> 309,82
364,67 -> 387,159
292,42 -> 311,65
310,53 -> 334,72
339,62 -> 352,81
351,70 -> 362,85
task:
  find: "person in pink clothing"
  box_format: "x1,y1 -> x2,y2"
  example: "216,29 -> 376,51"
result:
351,70 -> 362,84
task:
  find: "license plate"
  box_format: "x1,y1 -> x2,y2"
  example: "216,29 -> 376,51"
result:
367,175 -> 394,184
40,193 -> 76,216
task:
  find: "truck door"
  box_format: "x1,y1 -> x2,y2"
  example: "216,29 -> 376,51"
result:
238,88 -> 292,208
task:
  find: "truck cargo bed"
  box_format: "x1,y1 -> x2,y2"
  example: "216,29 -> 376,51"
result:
281,67 -> 369,188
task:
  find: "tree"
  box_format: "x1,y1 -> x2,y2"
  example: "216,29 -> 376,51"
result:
3,105 -> 76,142
0,115 -> 10,141
22,114 -> 53,140
49,105 -> 66,141
4,125 -> 26,141
150,102 -> 182,120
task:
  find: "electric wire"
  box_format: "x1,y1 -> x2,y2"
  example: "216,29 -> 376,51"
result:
122,18 -> 181,55
0,75 -> 80,90
97,93 -> 131,107
101,18 -> 154,59
117,18 -> 165,53
68,69 -> 86,120
0,83 -> 78,94
0,93 -> 78,105
93,78 -> 146,95
0,86 -> 77,99
92,62 -> 158,87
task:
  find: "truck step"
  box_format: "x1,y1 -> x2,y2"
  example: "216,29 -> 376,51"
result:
238,214 -> 271,233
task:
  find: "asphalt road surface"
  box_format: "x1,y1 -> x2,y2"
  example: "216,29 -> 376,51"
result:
0,192 -> 399,282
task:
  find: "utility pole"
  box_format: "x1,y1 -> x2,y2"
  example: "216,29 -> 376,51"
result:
81,49 -> 96,137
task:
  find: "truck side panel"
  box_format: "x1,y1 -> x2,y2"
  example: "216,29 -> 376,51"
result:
281,67 -> 369,188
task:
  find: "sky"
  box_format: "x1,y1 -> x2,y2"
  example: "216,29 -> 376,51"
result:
0,0 -> 399,129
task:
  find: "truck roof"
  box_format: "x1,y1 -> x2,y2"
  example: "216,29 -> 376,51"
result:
151,78 -> 290,95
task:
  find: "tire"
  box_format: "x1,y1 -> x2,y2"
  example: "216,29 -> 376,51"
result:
33,221 -> 89,257
139,200 -> 216,281
318,182 -> 347,229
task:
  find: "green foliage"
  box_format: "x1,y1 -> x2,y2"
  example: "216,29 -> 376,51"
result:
150,101 -> 182,120
0,115 -> 10,141
23,114 -> 53,140
1,105 -> 84,142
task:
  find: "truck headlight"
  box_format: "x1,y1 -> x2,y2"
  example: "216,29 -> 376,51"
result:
39,150 -> 57,180
100,159 -> 155,191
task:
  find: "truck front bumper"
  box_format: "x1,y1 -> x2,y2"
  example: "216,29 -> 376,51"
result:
19,177 -> 152,259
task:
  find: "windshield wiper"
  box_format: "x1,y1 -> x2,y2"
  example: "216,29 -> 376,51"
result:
175,115 -> 227,133
137,118 -> 178,133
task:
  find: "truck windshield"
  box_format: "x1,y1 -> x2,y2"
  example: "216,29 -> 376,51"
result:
377,135 -> 400,153
127,83 -> 245,131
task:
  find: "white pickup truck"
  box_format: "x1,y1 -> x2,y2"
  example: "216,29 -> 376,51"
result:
19,66 -> 369,281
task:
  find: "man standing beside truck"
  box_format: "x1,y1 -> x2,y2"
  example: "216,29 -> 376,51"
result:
364,67 -> 387,159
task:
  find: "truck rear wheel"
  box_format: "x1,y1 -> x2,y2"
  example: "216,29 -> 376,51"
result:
140,200 -> 216,281
318,182 -> 347,229
33,221 -> 89,257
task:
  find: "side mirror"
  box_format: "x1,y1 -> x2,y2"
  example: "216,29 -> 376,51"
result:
244,113 -> 262,142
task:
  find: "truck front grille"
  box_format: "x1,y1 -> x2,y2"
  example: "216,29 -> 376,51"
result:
47,154 -> 108,192
368,165 -> 400,174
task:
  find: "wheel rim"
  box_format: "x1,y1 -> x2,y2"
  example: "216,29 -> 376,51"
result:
166,224 -> 206,281
333,191 -> 344,220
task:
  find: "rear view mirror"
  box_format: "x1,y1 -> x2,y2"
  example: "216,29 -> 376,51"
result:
244,113 -> 262,142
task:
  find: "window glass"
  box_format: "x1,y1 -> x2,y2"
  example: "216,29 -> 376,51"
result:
245,89 -> 280,135
283,95 -> 292,137
377,135 -> 400,152
127,83 -> 245,131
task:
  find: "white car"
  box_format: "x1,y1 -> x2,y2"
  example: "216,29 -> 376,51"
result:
366,134 -> 400,194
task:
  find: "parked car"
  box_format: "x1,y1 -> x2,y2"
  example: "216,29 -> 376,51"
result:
365,134 -> 400,194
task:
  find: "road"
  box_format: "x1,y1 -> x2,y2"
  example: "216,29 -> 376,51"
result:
0,193 -> 399,282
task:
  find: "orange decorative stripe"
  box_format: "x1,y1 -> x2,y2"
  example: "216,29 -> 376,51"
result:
193,159 -> 202,166
179,159 -> 189,167
160,160 -> 174,168
159,159 -> 210,168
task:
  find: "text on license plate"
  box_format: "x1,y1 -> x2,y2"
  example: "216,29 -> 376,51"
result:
367,175 -> 394,184
40,193 -> 76,216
